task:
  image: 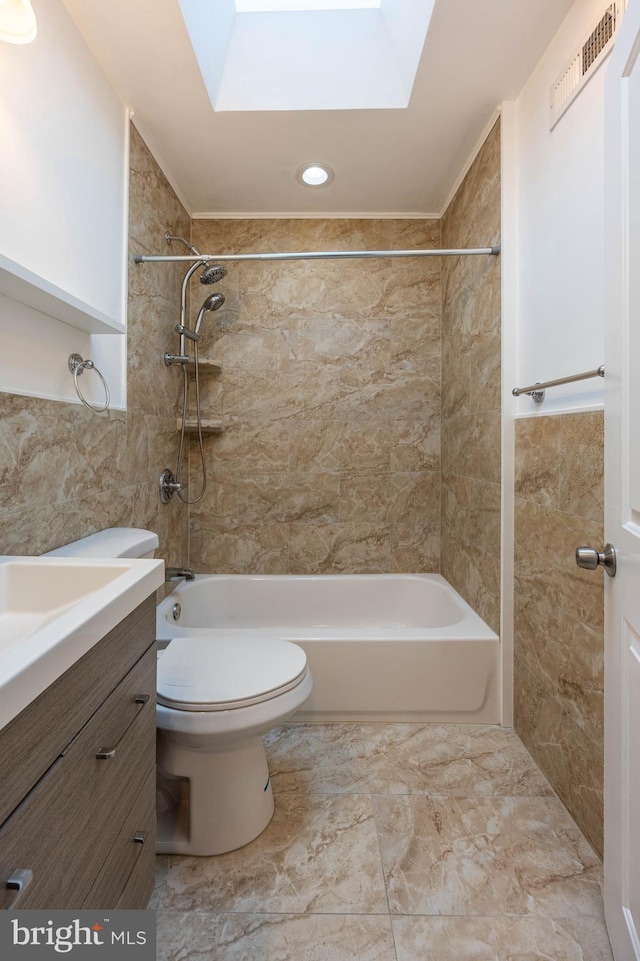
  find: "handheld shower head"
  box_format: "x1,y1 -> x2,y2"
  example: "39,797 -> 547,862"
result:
194,292 -> 225,336
200,264 -> 227,285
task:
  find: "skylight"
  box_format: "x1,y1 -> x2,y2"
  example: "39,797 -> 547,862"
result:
235,0 -> 380,9
179,0 -> 435,112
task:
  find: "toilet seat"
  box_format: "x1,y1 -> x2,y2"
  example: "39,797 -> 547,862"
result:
157,635 -> 308,712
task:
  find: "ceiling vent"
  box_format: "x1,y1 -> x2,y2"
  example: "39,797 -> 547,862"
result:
550,1 -> 626,130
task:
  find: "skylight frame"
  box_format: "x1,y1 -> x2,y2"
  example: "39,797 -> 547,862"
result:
235,0 -> 380,10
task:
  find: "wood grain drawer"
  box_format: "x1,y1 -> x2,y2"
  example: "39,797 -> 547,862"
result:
83,766 -> 156,910
0,595 -> 156,827
0,647 -> 156,910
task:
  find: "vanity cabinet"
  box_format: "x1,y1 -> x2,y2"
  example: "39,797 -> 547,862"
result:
0,595 -> 157,910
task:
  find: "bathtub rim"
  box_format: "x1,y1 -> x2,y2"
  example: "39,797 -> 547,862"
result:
156,573 -> 498,643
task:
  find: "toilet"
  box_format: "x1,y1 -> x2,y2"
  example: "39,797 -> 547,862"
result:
47,528 -> 313,856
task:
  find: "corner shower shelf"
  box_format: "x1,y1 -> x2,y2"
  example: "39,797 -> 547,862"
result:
188,358 -> 222,374
176,417 -> 224,435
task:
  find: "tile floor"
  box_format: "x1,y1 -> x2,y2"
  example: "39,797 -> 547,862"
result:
153,723 -> 613,961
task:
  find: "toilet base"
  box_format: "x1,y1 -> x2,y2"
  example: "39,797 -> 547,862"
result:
156,732 -> 275,856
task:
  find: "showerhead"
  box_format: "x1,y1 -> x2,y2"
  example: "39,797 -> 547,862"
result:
194,292 -> 225,336
200,264 -> 227,285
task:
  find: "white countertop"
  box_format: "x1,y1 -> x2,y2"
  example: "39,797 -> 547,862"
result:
0,556 -> 164,732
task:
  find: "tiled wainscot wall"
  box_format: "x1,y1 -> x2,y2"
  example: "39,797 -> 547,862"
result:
513,410 -> 604,855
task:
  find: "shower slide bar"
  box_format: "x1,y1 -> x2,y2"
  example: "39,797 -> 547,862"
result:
134,245 -> 500,264
512,365 -> 604,404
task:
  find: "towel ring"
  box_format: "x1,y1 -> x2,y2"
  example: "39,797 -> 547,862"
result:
68,353 -> 110,413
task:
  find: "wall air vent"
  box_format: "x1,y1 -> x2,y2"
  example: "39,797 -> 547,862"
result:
550,0 -> 627,130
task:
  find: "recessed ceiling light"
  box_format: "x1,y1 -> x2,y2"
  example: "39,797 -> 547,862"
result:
297,162 -> 334,187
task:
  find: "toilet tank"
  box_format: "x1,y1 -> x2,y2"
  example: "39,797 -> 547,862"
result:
45,528 -> 159,559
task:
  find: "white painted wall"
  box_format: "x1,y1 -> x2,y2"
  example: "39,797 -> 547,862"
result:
0,0 -> 128,407
513,0 -> 610,414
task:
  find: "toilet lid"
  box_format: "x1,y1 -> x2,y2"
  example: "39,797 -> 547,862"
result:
156,634 -> 308,712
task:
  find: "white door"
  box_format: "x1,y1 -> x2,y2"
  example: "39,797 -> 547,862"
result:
605,0 -> 640,956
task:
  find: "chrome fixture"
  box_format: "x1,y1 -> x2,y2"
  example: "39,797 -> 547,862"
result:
175,324 -> 200,343
513,365 -> 604,403
165,232 -> 200,257
200,264 -> 227,285
159,234 -> 228,507
159,468 -> 182,504
576,543 -> 617,577
195,292 -> 225,336
68,353 -> 110,413
165,567 -> 195,582
172,602 -> 182,621
163,353 -> 191,367
135,245 -> 501,265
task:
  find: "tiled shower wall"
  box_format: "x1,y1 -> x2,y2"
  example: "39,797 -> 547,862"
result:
514,411 -> 605,856
188,219 -> 442,574
440,121 -> 502,633
0,125 -> 188,566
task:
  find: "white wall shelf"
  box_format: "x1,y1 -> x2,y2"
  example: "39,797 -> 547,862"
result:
0,254 -> 125,337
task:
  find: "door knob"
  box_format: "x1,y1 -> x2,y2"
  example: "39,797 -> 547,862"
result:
575,543 -> 617,577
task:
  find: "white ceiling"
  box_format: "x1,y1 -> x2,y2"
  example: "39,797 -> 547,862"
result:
61,0 -> 575,217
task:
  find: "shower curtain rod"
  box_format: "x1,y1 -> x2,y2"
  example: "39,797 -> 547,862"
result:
134,245 -> 500,265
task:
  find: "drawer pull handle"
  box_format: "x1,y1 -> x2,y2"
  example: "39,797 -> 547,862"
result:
96,694 -> 152,760
6,869 -> 33,910
133,832 -> 147,845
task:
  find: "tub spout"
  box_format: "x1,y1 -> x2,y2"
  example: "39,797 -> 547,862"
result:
165,566 -> 195,582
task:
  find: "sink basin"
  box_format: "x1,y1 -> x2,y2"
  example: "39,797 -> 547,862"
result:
0,561 -> 132,651
0,556 -> 164,731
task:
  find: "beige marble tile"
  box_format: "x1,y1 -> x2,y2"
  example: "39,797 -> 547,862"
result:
159,795 -> 388,914
150,856 -> 169,911
340,474 -> 392,523
129,126 -> 191,254
210,326 -> 291,372
515,497 -> 604,632
515,410 -> 604,521
441,409 -> 501,485
514,576 -> 604,740
441,474 -> 500,559
190,521 -> 289,574
266,723 -> 553,798
209,418 -> 290,472
392,916 -> 613,961
375,794 -> 603,917
441,330 -> 501,419
440,529 -> 501,634
235,471 -> 340,525
389,472 -> 441,572
290,421 -> 391,473
442,121 -> 501,248
157,912 -> 397,961
288,316 -> 389,371
288,522 -> 390,574
387,313 -> 441,380
390,414 -> 440,473
516,682 -> 604,857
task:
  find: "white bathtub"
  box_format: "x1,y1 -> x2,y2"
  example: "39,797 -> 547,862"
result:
156,574 -> 500,722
